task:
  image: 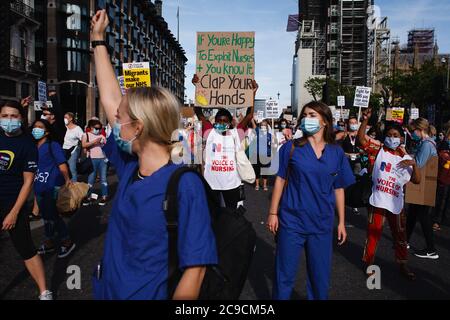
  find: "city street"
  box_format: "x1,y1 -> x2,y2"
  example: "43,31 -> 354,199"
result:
1,174 -> 449,300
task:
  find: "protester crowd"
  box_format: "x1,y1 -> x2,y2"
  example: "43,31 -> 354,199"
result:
1,9 -> 448,301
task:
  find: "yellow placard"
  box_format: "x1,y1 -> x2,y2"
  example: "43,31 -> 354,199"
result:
391,108 -> 405,123
123,62 -> 151,89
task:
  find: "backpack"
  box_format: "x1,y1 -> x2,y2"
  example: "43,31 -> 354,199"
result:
164,166 -> 257,300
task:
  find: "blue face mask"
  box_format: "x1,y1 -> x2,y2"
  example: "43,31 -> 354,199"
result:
112,121 -> 136,155
384,137 -> 401,150
32,127 -> 46,140
214,123 -> 229,134
349,124 -> 359,132
300,118 -> 321,135
0,118 -> 22,134
411,131 -> 421,142
93,128 -> 100,135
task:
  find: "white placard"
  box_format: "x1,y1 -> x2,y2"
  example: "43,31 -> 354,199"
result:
257,110 -> 265,122
410,108 -> 419,120
265,100 -> 280,119
353,86 -> 372,108
337,95 -> 345,107
34,101 -> 53,111
334,109 -> 350,120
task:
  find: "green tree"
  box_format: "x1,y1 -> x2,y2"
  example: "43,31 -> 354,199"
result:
304,77 -> 326,101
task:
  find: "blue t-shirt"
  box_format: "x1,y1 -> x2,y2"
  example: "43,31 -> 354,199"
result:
34,141 -> 66,194
277,140 -> 355,234
415,138 -> 437,168
94,137 -> 218,300
0,131 -> 37,205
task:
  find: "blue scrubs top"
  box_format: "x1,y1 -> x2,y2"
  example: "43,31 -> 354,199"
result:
94,137 -> 218,300
34,141 -> 66,194
277,141 -> 355,234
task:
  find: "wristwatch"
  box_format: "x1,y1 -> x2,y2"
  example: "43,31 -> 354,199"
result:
91,40 -> 107,48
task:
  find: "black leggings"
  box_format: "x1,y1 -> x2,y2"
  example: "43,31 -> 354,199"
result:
406,204 -> 436,251
1,202 -> 37,260
213,186 -> 241,209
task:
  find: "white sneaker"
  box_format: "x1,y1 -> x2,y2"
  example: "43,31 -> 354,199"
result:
39,290 -> 53,300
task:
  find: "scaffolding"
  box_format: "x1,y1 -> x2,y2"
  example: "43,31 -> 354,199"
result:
340,0 -> 369,86
298,19 -> 327,75
327,0 -> 341,82
407,28 -> 434,55
367,16 -> 391,92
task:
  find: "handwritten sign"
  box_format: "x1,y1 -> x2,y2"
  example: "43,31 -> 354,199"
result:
353,86 -> 372,108
265,100 -> 280,119
195,32 -> 255,108
38,81 -> 47,102
337,95 -> 345,107
123,62 -> 151,89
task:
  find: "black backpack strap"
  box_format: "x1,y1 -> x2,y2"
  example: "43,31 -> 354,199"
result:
164,166 -> 208,296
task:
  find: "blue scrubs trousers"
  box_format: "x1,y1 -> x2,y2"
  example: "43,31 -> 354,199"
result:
273,225 -> 333,300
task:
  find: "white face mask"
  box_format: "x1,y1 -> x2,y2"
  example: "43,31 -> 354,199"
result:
64,118 -> 69,126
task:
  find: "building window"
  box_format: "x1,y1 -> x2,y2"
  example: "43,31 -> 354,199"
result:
97,0 -> 107,10
66,50 -> 89,72
66,4 -> 81,30
21,82 -> 30,97
64,38 -> 88,50
19,27 -> 29,61
0,79 -> 16,97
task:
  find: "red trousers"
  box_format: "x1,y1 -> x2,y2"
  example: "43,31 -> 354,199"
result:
362,206 -> 408,265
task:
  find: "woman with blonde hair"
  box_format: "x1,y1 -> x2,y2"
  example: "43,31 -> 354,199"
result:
407,117 -> 438,259
90,10 -> 217,300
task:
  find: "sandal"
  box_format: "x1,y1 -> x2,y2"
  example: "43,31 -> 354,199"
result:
255,186 -> 260,191
263,186 -> 269,191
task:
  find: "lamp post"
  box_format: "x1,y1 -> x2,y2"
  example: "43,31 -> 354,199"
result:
442,57 -> 450,93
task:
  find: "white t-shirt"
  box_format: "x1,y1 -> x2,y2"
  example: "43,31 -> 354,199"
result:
369,148 -> 413,214
204,128 -> 241,191
63,126 -> 84,150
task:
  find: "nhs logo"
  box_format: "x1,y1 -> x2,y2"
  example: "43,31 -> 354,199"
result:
380,162 -> 392,173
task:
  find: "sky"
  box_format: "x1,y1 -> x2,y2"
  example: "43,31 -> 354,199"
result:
161,0 -> 450,108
